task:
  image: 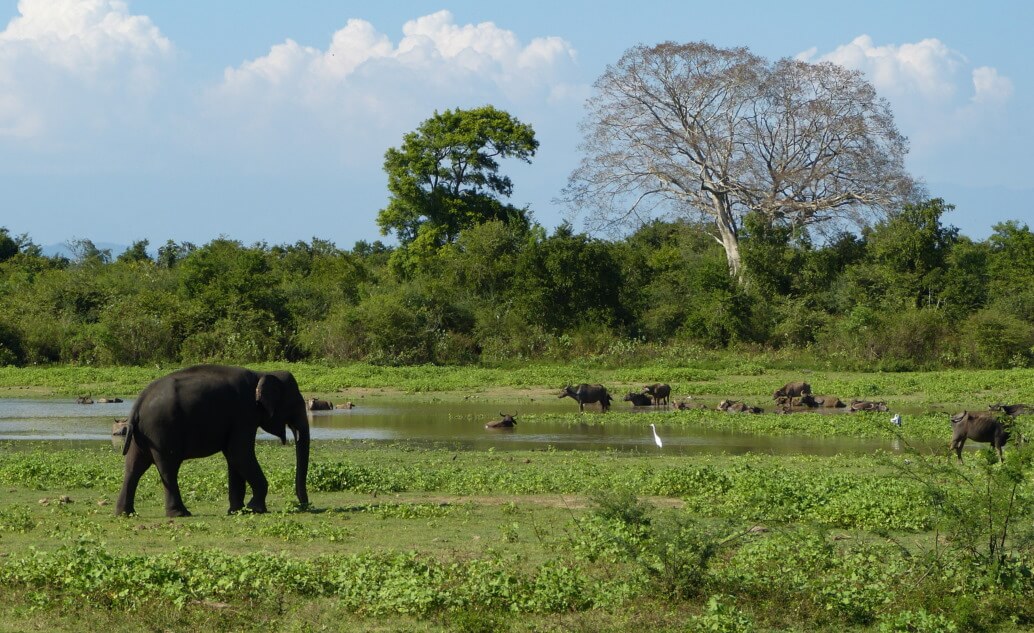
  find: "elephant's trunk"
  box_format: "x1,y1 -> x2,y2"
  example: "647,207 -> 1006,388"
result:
292,414 -> 310,508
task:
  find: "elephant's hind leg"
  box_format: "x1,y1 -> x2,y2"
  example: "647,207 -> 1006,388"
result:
152,452 -> 191,517
115,442 -> 153,516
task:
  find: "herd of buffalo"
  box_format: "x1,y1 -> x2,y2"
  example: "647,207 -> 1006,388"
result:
550,381 -> 1030,462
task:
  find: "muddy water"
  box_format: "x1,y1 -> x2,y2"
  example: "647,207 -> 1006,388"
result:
0,398 -> 938,456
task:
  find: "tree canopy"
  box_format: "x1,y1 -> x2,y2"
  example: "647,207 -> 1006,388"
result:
563,41 -> 917,280
377,105 -> 538,272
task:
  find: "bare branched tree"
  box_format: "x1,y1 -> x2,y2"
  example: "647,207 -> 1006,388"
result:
562,41 -> 919,280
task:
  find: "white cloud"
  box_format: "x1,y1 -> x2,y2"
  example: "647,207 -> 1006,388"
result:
213,10 -> 581,126
971,66 -> 1013,105
798,35 -> 1014,159
0,0 -> 171,140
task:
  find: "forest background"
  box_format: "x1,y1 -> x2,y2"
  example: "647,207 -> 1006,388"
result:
0,194 -> 1030,373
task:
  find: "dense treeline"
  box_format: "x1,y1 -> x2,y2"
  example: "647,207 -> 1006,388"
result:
0,197 -> 1031,370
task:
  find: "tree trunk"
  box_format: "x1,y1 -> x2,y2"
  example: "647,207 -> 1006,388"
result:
710,193 -> 743,282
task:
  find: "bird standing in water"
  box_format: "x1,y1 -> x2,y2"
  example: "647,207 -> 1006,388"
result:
650,423 -> 663,448
891,414 -> 902,427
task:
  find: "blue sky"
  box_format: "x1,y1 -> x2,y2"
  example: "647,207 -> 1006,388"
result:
0,0 -> 1029,252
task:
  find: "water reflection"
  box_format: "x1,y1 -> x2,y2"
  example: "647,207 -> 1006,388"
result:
0,397 -> 938,456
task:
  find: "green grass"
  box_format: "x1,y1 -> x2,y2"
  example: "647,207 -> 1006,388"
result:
3,441 -> 1034,631
2,363 -> 1033,408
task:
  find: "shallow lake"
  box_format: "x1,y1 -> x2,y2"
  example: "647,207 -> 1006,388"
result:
0,398 -> 939,456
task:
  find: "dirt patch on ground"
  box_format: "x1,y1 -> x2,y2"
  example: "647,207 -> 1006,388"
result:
380,493 -> 685,510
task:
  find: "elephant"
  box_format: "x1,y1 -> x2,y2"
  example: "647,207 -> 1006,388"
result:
115,364 -> 310,517
559,384 -> 612,412
643,383 -> 671,406
307,398 -> 333,411
97,397 -> 124,404
849,399 -> 889,412
950,411 -> 1010,462
75,395 -> 94,405
773,381 -> 811,404
624,392 -> 653,407
485,412 -> 518,429
989,403 -> 1030,417
112,418 -> 128,436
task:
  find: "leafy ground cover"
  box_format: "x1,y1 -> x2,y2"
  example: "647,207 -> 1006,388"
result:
3,441 -> 1034,631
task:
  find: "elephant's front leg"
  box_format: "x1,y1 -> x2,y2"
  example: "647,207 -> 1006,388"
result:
225,445 -> 269,513
225,454 -> 247,513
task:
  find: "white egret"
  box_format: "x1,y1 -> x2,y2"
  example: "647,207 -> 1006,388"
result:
891,413 -> 902,427
650,423 -> 663,448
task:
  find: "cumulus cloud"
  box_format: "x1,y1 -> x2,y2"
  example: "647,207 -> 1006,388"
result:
798,35 -> 1014,157
212,10 -> 581,138
0,0 -> 171,140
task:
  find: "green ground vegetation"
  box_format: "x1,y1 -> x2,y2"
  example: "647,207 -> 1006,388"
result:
3,440 -> 1034,631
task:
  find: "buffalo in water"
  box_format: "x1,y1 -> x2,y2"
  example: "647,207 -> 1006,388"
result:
850,400 -> 889,412
623,392 -> 653,407
989,403 -> 1030,417
643,383 -> 671,406
717,399 -> 763,414
485,413 -> 518,429
773,382 -> 811,405
306,398 -> 333,411
950,411 -> 1011,462
560,384 -> 612,412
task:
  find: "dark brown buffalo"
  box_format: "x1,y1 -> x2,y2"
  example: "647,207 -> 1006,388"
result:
623,392 -> 653,407
849,400 -> 889,412
97,397 -> 124,404
950,411 -> 1010,462
485,413 -> 518,429
798,394 -> 820,408
817,396 -> 847,408
989,403 -> 1030,417
643,383 -> 671,406
306,398 -> 333,411
717,399 -> 763,414
773,381 -> 811,403
75,395 -> 94,405
559,384 -> 612,412
112,418 -> 129,436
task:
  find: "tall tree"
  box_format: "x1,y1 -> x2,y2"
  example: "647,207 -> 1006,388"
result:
377,105 -> 538,271
563,41 -> 917,280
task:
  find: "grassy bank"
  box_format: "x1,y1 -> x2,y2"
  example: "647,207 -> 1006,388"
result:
2,442 -> 1034,631
1,362 -> 1032,408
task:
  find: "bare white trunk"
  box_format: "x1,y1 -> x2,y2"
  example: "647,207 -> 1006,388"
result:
710,192 -> 743,282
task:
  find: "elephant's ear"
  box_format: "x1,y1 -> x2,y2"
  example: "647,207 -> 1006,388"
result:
256,374 -> 283,419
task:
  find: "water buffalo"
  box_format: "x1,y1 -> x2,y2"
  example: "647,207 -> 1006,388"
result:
989,403 -> 1030,417
97,397 -> 123,404
950,411 -> 1010,462
773,381 -> 811,404
624,392 -> 653,407
817,396 -> 847,408
560,384 -> 612,412
849,400 -> 889,412
643,383 -> 671,406
335,401 -> 356,410
717,399 -> 763,414
75,395 -> 94,405
306,398 -> 333,411
485,413 -> 518,429
797,394 -> 820,408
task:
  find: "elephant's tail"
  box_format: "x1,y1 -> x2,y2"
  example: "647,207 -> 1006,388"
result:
121,411 -> 137,456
